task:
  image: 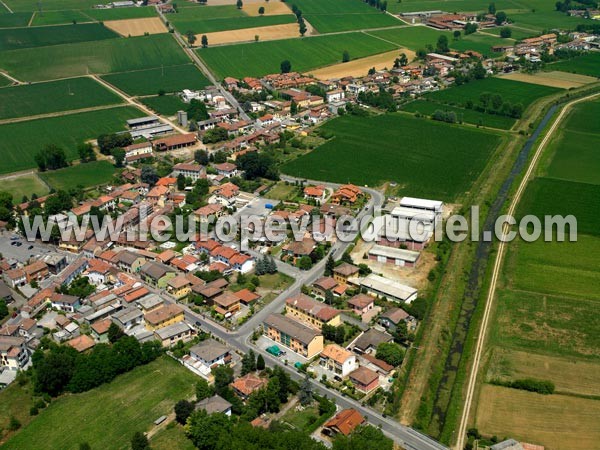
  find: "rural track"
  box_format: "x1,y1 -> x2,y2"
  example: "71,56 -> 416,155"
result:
0,103 -> 125,125
453,91 -> 600,450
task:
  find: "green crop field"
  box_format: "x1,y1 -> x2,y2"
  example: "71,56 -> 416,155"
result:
102,64 -> 210,96
2,173 -> 50,200
172,12 -> 295,34
549,53 -> 600,78
291,0 -> 401,33
3,0 -> 98,12
425,77 -> 562,111
401,100 -> 516,129
509,10 -> 584,32
39,160 -> 117,191
0,34 -> 189,81
30,9 -> 92,26
0,23 -> 118,51
386,0 -> 521,14
0,106 -> 143,174
367,26 -> 451,50
141,95 -> 188,116
546,128 -> 600,185
0,77 -> 122,120
283,113 -> 503,200
199,32 -> 396,79
86,6 -> 157,21
2,357 -> 198,450
484,26 -> 537,41
0,72 -> 11,87
449,33 -> 513,57
31,6 -> 156,26
0,12 -> 32,28
175,4 -> 245,20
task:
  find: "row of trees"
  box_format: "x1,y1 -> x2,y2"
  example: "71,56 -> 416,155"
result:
473,92 -> 524,118
34,144 -> 68,172
255,254 -> 278,275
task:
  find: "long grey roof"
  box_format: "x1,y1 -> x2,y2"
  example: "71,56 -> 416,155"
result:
263,313 -> 321,345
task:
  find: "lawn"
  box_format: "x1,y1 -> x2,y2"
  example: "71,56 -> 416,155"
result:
141,95 -> 188,116
2,173 -> 50,200
39,160 -> 118,191
2,357 -> 199,450
198,32 -> 397,79
282,113 -> 503,201
549,52 -> 600,78
265,182 -> 298,201
401,100 -> 516,129
102,64 -> 210,96
509,10 -> 585,32
0,12 -> 32,28
425,77 -> 562,111
0,34 -> 189,82
0,23 -> 119,51
150,423 -> 195,450
0,378 -> 35,443
0,77 -> 122,120
0,106 -> 143,174
171,11 -> 296,34
280,403 -> 321,431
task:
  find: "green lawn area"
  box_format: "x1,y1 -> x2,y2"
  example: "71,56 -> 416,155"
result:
2,173 -> 50,200
425,77 -> 562,111
150,423 -> 195,450
258,272 -> 294,291
172,12 -> 296,34
282,113 -> 503,201
0,34 -> 189,82
0,23 -> 119,51
141,95 -> 188,116
0,106 -> 143,174
549,53 -> 600,78
2,357 -> 198,450
0,12 -> 32,28
280,403 -> 322,431
401,100 -> 516,129
39,160 -> 117,191
86,6 -> 157,21
198,32 -> 397,79
265,182 -> 298,201
0,377 -> 36,440
175,4 -> 245,20
0,77 -> 122,120
509,10 -> 585,32
102,64 -> 210,96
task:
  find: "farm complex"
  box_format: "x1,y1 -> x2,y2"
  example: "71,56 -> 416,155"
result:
0,0 -> 598,449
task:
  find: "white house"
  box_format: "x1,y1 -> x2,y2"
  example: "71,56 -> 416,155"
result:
326,89 -> 345,103
0,336 -> 30,374
189,339 -> 231,373
320,344 -> 358,377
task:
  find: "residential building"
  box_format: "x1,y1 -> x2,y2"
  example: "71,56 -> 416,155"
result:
214,162 -> 238,178
323,409 -> 365,436
90,318 -> 112,342
66,335 -> 96,353
116,250 -> 146,273
194,204 -> 224,223
112,307 -> 144,330
137,294 -> 164,314
172,162 -> 205,182
262,313 -> 323,358
352,328 -> 393,354
303,185 -> 326,202
231,373 -> 268,400
144,304 -> 184,331
349,366 -> 379,393
332,263 -> 359,285
167,274 -> 193,299
23,261 -> 49,283
212,291 -> 240,317
0,336 -> 30,372
320,344 -> 358,377
195,395 -> 232,416
312,277 -> 338,298
139,261 -> 176,288
50,294 -> 81,313
189,339 -> 231,369
208,182 -> 240,207
347,294 -> 375,316
378,307 -> 416,332
4,268 -> 26,288
154,322 -> 195,347
285,293 -> 341,329
331,184 -> 362,205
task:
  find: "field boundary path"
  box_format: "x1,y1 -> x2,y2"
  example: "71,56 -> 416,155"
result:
0,0 -> 13,13
0,70 -> 21,85
0,103 -> 125,125
454,91 -> 600,450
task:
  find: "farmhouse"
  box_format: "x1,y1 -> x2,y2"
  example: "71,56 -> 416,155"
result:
262,313 -> 323,358
360,274 -> 418,304
368,244 -> 420,267
153,133 -> 197,151
285,293 -> 341,329
124,142 -> 153,162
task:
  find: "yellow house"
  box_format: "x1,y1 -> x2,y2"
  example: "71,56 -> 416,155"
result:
144,304 -> 184,331
167,275 -> 193,300
333,263 -> 360,286
263,313 -> 323,358
285,293 -> 341,329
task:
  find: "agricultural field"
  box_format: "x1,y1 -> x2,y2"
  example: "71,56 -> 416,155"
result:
0,12 -> 32,28
425,77 -> 562,111
0,33 -> 189,81
290,0 -> 401,33
29,6 -> 157,26
549,52 -> 600,78
448,33 -> 512,57
386,0 -> 522,14
483,26 -> 536,41
0,77 -> 122,120
0,72 -> 11,87
1,173 -> 49,200
2,357 -> 198,450
0,106 -> 143,174
401,100 -> 516,130
500,70 -> 596,89
0,23 -> 118,51
141,95 -> 188,116
151,424 -> 195,450
367,26 -> 451,51
172,11 -> 296,34
102,64 -> 210,96
198,32 -> 397,79
309,49 -> 414,79
104,17 -> 167,37
200,23 -> 300,45
39,160 -> 117,191
3,0 -> 98,12
282,113 -> 503,201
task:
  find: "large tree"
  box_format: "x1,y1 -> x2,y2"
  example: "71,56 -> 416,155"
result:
280,60 -> 292,74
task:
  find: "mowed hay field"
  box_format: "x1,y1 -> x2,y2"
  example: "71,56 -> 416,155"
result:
309,49 -> 415,79
198,32 -> 397,79
2,357 -> 198,450
0,34 -> 189,81
0,77 -> 122,120
282,113 -> 503,201
500,70 -> 597,88
199,22 -> 300,45
1,173 -> 50,200
102,64 -> 210,96
475,97 -> 600,449
39,161 -> 117,191
0,106 -> 143,174
549,52 -> 600,77
0,23 -> 118,51
104,17 -> 167,37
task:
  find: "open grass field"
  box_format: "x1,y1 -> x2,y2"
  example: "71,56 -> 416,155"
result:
2,357 -> 198,450
483,26 -> 536,41
309,49 -> 415,79
150,424 -> 195,450
509,10 -> 585,32
0,106 -> 143,174
0,12 -> 32,28
198,22 -> 300,45
0,23 -> 118,51
475,385 -> 600,450
102,64 -> 210,96
3,0 -> 98,12
486,347 -> 600,397
30,9 -> 92,26
401,100 -> 516,129
104,17 -> 167,37
0,77 -> 122,120
500,70 -> 597,88
549,52 -> 600,78
141,95 -> 188,116
0,377 -> 36,443
367,26 -> 450,51
282,113 -> 503,200
1,172 -> 49,200
39,160 -> 117,191
198,32 -> 397,79
426,77 -> 562,110
173,12 -> 295,34
0,33 -> 189,81
448,33 -> 513,57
